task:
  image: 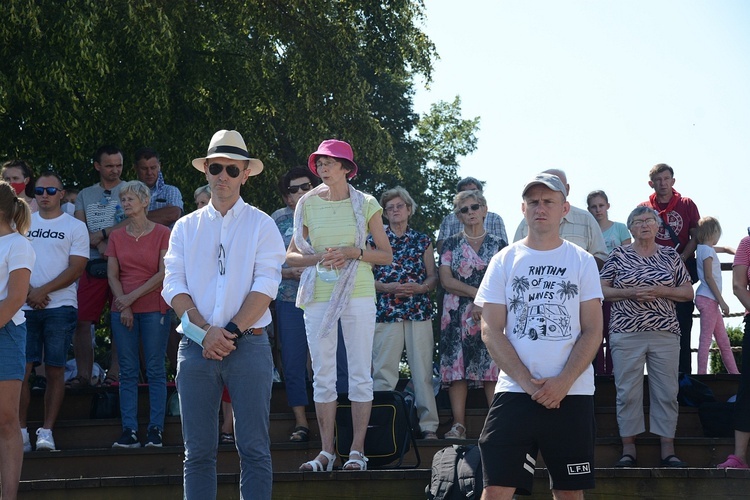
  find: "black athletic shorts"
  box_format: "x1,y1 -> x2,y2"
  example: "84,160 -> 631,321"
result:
478,392 -> 596,495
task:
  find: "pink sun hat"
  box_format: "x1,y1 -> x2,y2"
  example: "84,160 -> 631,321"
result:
308,139 -> 359,179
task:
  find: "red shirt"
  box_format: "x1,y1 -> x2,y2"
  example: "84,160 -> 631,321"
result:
640,191 -> 700,251
105,224 -> 171,314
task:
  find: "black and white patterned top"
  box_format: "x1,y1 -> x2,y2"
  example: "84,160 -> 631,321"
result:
600,244 -> 691,335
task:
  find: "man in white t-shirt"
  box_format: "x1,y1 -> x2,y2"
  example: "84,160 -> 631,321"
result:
474,173 -> 603,499
19,171 -> 89,452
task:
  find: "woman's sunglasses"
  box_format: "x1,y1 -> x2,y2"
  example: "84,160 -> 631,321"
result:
207,163 -> 242,178
34,187 -> 60,196
287,182 -> 312,194
458,203 -> 482,214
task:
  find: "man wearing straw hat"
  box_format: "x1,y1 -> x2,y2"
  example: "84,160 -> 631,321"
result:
162,130 -> 286,499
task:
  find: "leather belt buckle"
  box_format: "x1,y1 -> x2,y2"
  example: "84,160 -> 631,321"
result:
233,327 -> 264,345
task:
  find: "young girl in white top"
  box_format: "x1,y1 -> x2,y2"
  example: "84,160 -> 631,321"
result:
695,216 -> 739,374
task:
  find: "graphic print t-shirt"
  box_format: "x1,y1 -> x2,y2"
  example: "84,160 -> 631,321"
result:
475,241 -> 603,395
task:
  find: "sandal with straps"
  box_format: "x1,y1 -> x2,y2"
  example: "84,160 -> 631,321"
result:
343,450 -> 368,471
65,375 -> 90,389
289,426 -> 310,442
299,450 -> 336,472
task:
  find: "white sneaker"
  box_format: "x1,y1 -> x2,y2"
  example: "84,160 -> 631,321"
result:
35,428 -> 56,451
21,428 -> 31,453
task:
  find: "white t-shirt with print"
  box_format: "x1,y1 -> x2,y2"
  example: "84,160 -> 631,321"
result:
23,212 -> 90,310
475,240 -> 603,396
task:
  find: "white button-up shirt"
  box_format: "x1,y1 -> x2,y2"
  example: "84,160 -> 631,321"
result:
162,198 -> 285,330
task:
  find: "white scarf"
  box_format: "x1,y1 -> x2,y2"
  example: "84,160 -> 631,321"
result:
294,183 -> 366,338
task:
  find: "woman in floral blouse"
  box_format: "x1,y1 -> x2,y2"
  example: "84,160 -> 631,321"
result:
369,186 -> 440,439
439,190 -> 506,439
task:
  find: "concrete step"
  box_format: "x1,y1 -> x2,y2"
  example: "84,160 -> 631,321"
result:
20,434 -> 734,481
23,404 -> 717,453
26,375 -> 741,423
19,468 -> 750,499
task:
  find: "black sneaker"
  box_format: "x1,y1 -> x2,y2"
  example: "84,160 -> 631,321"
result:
145,426 -> 163,448
31,376 -> 47,392
112,428 -> 141,448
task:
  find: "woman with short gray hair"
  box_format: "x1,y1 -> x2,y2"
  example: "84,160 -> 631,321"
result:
106,180 -> 172,448
369,186 -> 439,439
600,205 -> 693,468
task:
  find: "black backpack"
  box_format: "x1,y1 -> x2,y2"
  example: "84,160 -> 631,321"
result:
426,445 -> 483,500
335,390 -> 421,468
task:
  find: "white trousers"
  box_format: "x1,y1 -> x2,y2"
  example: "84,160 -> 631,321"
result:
304,297 -> 376,403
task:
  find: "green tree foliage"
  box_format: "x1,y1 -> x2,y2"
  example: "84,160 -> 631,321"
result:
0,0 -> 478,237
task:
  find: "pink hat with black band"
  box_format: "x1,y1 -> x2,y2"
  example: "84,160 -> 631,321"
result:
308,139 -> 359,179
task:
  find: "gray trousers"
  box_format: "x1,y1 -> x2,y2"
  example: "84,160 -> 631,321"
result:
610,331 -> 680,438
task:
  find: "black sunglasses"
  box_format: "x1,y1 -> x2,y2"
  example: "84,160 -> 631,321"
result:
34,187 -> 60,196
287,182 -> 312,194
208,163 -> 242,178
459,203 -> 482,214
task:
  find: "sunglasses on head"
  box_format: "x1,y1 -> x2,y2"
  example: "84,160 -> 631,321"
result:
34,187 -> 60,196
287,182 -> 312,194
207,163 -> 243,178
459,203 -> 482,214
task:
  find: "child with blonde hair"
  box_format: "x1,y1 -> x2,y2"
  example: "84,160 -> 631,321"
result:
695,216 -> 739,374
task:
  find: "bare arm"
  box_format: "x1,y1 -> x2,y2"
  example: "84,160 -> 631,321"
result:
380,242 -> 439,296
439,265 -> 478,298
701,256 -> 729,315
652,281 -> 694,302
26,255 -> 87,309
600,279 -> 635,302
112,249 -> 167,310
680,227 -> 699,261
733,265 -> 750,311
601,279 -> 693,303
147,206 -> 181,227
171,292 -> 236,361
480,303 -> 536,395
287,213 -> 393,269
421,243 -> 439,292
0,269 -> 31,327
530,298 -> 603,409
362,213 -> 393,265
286,226 -> 326,268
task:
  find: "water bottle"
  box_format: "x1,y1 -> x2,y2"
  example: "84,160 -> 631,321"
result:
114,204 -> 126,223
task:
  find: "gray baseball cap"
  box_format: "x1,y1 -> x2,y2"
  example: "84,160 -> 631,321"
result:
522,173 -> 568,199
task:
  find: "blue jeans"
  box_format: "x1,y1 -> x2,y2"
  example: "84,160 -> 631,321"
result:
111,311 -> 169,431
24,306 -> 77,367
0,321 -> 26,380
276,300 -> 309,408
177,332 -> 273,500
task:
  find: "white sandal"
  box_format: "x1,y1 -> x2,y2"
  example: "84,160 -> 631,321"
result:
343,450 -> 368,471
299,450 -> 336,472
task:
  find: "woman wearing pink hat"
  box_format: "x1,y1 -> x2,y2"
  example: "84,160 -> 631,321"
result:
287,139 -> 392,471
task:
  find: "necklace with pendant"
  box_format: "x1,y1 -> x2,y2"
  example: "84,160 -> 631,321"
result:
130,224 -> 149,241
